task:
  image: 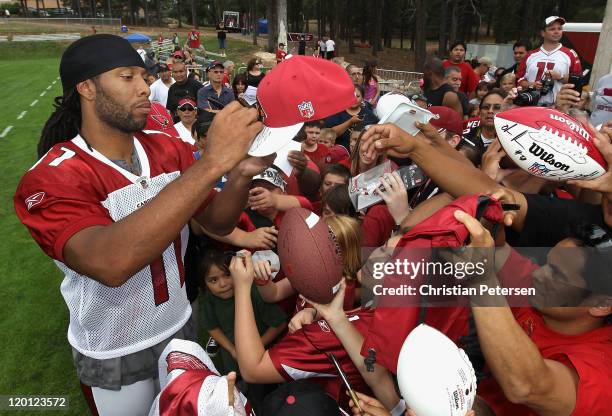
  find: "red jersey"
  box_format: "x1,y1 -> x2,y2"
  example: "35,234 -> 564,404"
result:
443,60 -> 480,95
187,30 -> 200,49
303,143 -> 330,166
516,44 -> 582,106
276,49 -> 287,62
14,132 -> 213,359
478,251 -> 612,416
269,309 -> 372,408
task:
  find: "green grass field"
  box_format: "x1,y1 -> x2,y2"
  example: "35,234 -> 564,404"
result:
0,35 -> 252,415
0,41 -> 90,415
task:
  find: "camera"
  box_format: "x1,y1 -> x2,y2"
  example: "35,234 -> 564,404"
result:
513,74 -> 555,107
513,87 -> 541,106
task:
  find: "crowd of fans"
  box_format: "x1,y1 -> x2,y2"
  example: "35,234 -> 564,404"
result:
14,14 -> 612,416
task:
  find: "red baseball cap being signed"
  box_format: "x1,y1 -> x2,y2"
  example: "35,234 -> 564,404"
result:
248,56 -> 356,156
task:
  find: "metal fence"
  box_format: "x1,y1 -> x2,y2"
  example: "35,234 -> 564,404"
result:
7,17 -> 121,26
377,69 -> 423,93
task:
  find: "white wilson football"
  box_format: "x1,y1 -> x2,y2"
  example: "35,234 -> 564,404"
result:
397,324 -> 476,416
494,107 -> 607,181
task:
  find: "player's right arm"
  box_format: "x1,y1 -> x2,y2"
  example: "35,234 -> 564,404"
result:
16,103 -> 262,288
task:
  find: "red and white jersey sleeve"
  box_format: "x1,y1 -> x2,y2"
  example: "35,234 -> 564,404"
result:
516,45 -> 582,106
268,310 -> 372,402
14,132 -> 208,360
149,339 -> 253,416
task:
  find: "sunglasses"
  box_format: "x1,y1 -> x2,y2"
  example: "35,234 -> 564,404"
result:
480,103 -> 502,111
178,104 -> 196,112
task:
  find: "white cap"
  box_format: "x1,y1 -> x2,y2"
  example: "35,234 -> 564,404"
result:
375,93 -> 435,136
252,167 -> 287,190
397,324 -> 477,416
544,16 -> 566,26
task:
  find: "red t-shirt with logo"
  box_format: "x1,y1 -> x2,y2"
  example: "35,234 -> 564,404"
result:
269,309 -> 372,410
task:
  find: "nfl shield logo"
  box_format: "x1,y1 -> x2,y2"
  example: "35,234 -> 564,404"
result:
528,162 -> 550,175
297,101 -> 315,119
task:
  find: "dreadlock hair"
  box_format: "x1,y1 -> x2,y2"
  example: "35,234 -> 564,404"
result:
38,87 -> 82,158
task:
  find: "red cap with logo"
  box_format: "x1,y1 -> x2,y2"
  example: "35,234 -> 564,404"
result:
249,56 -> 356,156
428,106 -> 463,136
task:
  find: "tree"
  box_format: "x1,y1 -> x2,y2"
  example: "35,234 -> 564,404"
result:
191,0 -> 198,27
372,0 -> 383,55
278,0 -> 288,48
145,0 -> 150,26
438,0 -> 449,56
251,0 -> 258,45
177,0 -> 183,27
414,0 -> 427,70
266,0 -> 278,52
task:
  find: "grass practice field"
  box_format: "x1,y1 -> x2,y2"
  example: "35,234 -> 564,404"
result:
0,41 -> 91,414
0,35 -> 253,414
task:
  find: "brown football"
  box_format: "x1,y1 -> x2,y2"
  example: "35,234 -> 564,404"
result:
278,208 -> 344,304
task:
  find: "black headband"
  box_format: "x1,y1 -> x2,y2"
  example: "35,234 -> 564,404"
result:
60,34 -> 146,92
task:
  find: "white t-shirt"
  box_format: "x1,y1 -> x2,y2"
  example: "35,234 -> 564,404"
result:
325,39 -> 335,52
318,40 -> 326,52
590,73 -> 612,128
516,44 -> 582,106
149,78 -> 175,108
174,122 -> 196,145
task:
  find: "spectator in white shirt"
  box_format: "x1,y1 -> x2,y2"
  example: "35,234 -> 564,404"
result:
325,37 -> 335,60
149,63 -> 175,107
173,98 -> 198,145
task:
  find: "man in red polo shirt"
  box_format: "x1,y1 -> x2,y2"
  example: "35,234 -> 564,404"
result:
454,210 -> 612,416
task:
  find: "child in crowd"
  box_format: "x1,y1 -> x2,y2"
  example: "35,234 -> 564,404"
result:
499,73 -> 516,94
469,81 -> 490,106
301,120 -> 329,165
318,128 -> 337,147
200,248 -> 287,374
468,103 -> 480,118
312,164 -> 351,215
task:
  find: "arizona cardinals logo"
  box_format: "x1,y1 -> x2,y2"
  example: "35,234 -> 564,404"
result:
297,101 -> 315,119
149,104 -> 171,129
25,192 -> 45,210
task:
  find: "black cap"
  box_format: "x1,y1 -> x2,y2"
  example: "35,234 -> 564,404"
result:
206,60 -> 224,71
262,380 -> 342,416
60,34 -> 145,92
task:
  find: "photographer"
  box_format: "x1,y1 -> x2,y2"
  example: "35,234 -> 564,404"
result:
516,16 -> 582,107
